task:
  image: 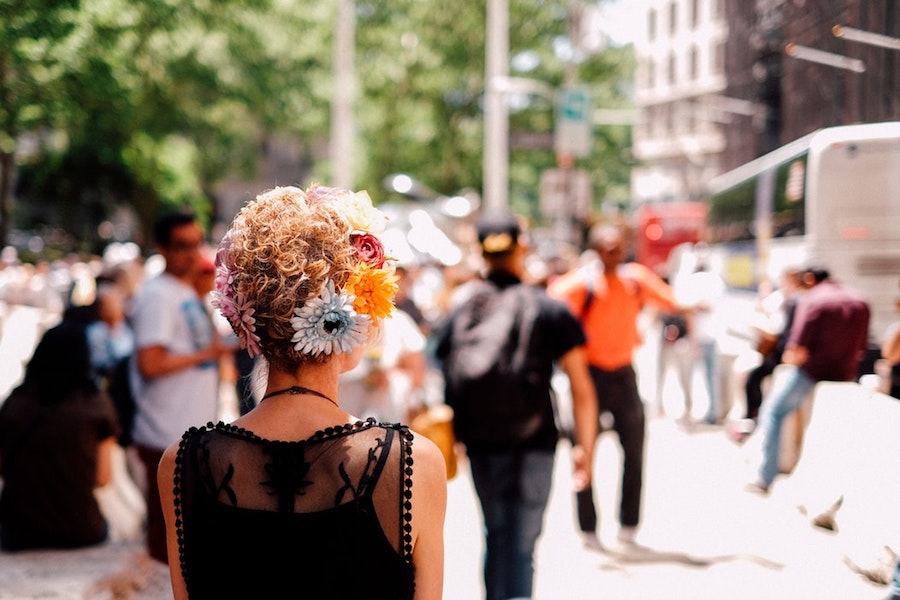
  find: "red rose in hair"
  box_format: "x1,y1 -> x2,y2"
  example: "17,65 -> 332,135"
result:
351,232 -> 385,268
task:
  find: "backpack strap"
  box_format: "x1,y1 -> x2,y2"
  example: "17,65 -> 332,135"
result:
577,264 -> 598,322
507,284 -> 538,373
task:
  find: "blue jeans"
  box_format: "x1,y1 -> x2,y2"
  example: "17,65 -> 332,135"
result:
758,365 -> 815,486
699,340 -> 719,422
469,449 -> 555,600
890,557 -> 900,599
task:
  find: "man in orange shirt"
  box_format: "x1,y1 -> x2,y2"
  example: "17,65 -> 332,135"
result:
549,222 -> 679,549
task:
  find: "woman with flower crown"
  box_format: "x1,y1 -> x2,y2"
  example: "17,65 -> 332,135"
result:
157,185 -> 447,599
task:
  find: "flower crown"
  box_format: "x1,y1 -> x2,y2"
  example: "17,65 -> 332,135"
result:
211,186 -> 398,359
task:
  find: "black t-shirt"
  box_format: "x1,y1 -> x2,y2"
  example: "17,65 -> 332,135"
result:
434,272 -> 587,453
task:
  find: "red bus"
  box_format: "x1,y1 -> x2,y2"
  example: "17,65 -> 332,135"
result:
632,201 -> 708,278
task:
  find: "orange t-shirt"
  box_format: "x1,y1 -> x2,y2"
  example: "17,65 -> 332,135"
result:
548,262 -> 677,370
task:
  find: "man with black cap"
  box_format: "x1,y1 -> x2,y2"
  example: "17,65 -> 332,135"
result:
434,209 -> 598,600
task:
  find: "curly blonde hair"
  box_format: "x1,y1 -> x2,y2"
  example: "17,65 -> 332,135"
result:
222,186 -> 366,371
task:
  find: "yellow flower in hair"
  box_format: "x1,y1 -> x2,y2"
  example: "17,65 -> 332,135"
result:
333,190 -> 388,234
345,263 -> 398,320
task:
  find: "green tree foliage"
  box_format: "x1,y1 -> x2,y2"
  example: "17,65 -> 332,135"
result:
2,0 -> 634,255
354,0 -> 634,222
4,0 -> 333,251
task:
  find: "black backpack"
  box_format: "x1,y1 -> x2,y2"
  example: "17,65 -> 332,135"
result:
439,281 -> 545,446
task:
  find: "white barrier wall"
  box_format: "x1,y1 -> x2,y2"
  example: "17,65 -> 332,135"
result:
781,381 -> 900,562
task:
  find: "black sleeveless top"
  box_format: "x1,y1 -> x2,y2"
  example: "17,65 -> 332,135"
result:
173,418 -> 415,599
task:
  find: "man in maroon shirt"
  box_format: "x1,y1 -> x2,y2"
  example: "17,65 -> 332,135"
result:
751,267 -> 870,493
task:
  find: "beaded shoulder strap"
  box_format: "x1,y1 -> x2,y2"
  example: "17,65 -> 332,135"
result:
397,424 -> 414,565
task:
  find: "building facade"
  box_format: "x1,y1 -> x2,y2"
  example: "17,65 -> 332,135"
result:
632,0 -> 899,205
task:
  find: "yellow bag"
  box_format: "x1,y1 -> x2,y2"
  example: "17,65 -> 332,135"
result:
410,404 -> 458,480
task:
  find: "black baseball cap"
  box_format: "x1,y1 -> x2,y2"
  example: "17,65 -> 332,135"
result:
475,210 -> 521,255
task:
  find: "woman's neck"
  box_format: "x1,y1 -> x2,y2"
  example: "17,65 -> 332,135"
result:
265,360 -> 341,405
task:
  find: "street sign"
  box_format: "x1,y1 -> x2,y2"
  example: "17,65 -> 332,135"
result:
539,168 -> 592,220
554,87 -> 592,158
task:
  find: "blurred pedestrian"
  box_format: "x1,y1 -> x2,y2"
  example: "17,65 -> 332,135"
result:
888,558 -> 900,600
394,264 -> 430,334
880,280 -> 900,399
157,185 -> 446,599
749,266 -> 870,494
129,210 -> 236,564
548,222 -> 680,548
733,267 -> 805,441
672,245 -> 726,424
0,320 -> 119,551
86,281 -> 136,446
434,209 -> 597,600
653,306 -> 691,420
339,306 -> 428,423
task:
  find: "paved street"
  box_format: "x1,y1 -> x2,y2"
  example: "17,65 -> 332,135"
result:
445,415 -> 893,600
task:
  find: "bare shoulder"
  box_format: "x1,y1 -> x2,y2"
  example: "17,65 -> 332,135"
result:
408,430 -> 448,486
158,440 -> 181,482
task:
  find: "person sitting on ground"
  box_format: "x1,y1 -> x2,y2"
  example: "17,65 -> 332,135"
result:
0,319 -> 120,551
158,185 -> 447,599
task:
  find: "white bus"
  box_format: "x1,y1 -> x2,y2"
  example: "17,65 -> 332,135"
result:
705,121 -> 900,347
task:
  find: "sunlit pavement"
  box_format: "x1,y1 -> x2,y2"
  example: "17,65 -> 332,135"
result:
445,415 -> 891,600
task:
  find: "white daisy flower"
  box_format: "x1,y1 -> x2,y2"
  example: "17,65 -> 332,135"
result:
290,280 -> 371,356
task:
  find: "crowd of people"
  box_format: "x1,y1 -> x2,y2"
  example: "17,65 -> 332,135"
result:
0,193 -> 897,599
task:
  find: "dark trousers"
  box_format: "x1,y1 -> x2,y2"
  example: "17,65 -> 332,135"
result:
136,444 -> 168,564
744,355 -> 779,421
469,449 -> 554,600
577,365 -> 645,532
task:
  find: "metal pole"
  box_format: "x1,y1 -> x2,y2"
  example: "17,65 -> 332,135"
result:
484,0 -> 509,211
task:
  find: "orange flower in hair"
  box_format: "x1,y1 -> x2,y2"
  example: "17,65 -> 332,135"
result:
345,263 -> 398,321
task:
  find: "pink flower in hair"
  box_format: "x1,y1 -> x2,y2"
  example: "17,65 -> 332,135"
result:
211,233 -> 262,358
350,232 -> 385,268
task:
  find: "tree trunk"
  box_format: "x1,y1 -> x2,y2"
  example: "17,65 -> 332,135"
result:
0,151 -> 12,249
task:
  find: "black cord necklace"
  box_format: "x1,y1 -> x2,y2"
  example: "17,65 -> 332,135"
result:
260,385 -> 337,406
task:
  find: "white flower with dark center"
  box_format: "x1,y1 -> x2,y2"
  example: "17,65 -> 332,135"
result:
290,280 -> 370,356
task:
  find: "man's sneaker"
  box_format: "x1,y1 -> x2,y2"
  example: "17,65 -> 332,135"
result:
745,480 -> 770,495
617,526 -> 637,546
580,531 -> 605,552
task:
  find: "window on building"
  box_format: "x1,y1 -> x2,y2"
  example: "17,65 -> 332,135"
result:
691,0 -> 700,28
711,41 -> 724,75
690,46 -> 699,79
657,105 -> 666,138
669,2 -> 678,36
668,52 -> 677,85
713,0 -> 724,20
648,8 -> 657,41
647,60 -> 656,89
